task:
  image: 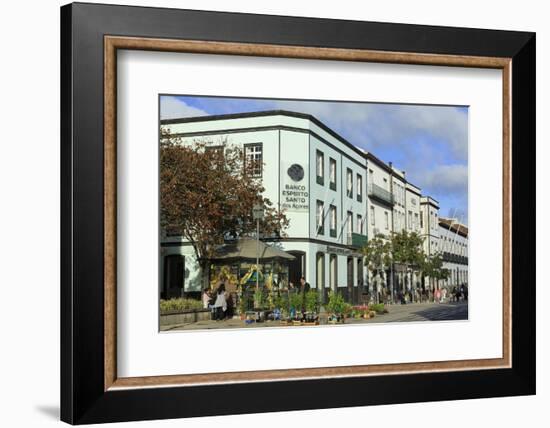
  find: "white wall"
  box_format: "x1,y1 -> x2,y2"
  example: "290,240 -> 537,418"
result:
366,160 -> 393,237
0,1 -> 546,428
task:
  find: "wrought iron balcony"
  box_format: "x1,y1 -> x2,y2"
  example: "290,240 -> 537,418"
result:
442,251 -> 469,265
368,183 -> 395,207
347,232 -> 369,248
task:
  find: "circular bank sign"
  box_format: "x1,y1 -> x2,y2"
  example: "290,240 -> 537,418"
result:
287,164 -> 304,182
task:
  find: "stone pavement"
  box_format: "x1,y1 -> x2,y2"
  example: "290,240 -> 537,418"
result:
161,301 -> 468,331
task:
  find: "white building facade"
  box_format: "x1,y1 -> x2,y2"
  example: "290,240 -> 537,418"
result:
438,217 -> 469,291
160,110 -> 459,304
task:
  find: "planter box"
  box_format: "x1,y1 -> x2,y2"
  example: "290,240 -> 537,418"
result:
160,309 -> 211,326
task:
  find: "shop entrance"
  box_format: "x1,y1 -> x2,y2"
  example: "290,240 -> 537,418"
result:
162,254 -> 184,299
287,250 -> 305,288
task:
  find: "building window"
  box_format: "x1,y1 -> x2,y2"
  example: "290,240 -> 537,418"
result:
357,214 -> 363,235
329,158 -> 337,191
205,144 -> 224,156
244,143 -> 263,177
316,200 -> 325,235
346,168 -> 353,198
408,210 -> 413,230
347,211 -> 353,235
383,177 -> 388,190
357,174 -> 363,202
316,150 -> 324,185
394,212 -> 399,231
329,205 -> 337,237
370,206 -> 375,226
420,212 -> 424,229
384,211 -> 389,230
414,213 -> 419,230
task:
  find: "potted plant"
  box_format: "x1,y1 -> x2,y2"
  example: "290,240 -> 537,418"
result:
252,288 -> 266,322
238,292 -> 249,320
288,291 -> 303,325
326,290 -> 346,324
304,290 -> 320,325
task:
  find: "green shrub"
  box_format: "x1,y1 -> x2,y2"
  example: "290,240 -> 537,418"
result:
238,293 -> 251,314
289,291 -> 303,312
368,303 -> 386,314
160,298 -> 203,314
326,291 -> 347,315
253,288 -> 265,309
304,290 -> 320,313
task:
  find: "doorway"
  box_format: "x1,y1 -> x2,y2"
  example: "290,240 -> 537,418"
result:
163,254 -> 184,299
287,251 -> 305,288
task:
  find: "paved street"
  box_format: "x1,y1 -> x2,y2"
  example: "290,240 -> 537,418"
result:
347,301 -> 468,324
161,301 -> 468,331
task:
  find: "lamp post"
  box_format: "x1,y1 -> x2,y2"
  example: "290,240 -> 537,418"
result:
252,204 -> 265,290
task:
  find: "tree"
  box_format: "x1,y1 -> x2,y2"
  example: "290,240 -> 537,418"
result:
389,230 -> 425,300
160,130 -> 289,287
422,253 -> 450,291
361,234 -> 392,303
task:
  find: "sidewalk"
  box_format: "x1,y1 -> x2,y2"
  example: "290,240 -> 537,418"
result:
161,301 -> 468,331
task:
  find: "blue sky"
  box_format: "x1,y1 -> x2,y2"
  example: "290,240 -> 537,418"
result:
160,95 -> 468,223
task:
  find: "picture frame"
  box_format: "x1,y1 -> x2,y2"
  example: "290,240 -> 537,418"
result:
60,2 -> 535,424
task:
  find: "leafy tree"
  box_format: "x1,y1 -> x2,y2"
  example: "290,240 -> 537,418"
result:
421,253 -> 450,290
390,230 -> 425,268
362,234 -> 392,302
160,130 -> 289,287
389,230 -> 425,299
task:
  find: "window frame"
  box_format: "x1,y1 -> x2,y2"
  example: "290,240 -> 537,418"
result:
316,199 -> 325,235
329,157 -> 337,191
244,142 -> 263,178
316,149 -> 324,185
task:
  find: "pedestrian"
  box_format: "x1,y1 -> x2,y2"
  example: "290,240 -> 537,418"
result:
299,276 -> 310,313
299,276 -> 310,293
202,288 -> 211,310
213,283 -> 227,320
226,292 -> 235,318
435,288 -> 441,304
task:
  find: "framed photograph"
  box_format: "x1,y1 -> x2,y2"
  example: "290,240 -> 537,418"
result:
60,2 -> 535,424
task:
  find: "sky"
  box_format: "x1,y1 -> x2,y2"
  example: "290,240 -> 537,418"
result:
160,95 -> 469,223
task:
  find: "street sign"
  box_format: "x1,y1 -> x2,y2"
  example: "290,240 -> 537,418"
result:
252,204 -> 264,220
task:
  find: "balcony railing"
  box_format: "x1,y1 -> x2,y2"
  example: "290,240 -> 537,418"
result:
368,183 -> 394,206
442,251 -> 469,265
347,232 -> 369,248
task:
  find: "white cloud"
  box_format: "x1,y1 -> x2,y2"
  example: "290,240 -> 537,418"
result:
268,100 -> 468,161
160,97 -> 208,120
421,164 -> 468,194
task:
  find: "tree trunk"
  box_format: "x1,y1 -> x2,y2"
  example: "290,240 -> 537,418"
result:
198,258 -> 210,291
